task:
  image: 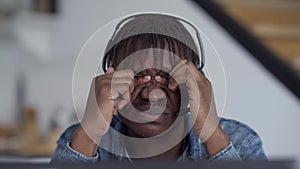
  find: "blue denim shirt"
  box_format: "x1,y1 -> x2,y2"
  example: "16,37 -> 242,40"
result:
51,116 -> 267,162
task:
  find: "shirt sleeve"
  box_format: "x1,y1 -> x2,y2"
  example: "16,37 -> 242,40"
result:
209,142 -> 241,160
214,118 -> 268,160
51,124 -> 99,163
236,129 -> 267,160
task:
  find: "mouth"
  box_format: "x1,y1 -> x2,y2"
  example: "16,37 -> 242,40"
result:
133,104 -> 168,122
136,111 -> 167,123
134,102 -> 165,111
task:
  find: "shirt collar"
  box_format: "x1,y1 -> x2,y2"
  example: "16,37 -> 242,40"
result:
105,114 -> 206,161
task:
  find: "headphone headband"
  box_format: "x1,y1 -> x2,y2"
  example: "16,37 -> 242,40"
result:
105,13 -> 205,72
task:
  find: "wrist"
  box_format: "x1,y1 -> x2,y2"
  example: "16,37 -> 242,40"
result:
71,126 -> 101,157
202,125 -> 230,158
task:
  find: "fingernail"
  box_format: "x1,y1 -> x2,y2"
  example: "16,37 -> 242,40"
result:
154,75 -> 162,82
129,83 -> 134,93
143,75 -> 151,82
106,67 -> 114,73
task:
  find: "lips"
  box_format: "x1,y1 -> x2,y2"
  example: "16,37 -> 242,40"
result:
136,111 -> 166,122
134,103 -> 151,112
129,102 -> 167,122
135,102 -> 165,111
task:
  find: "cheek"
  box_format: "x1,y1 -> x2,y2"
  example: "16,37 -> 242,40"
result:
167,90 -> 181,110
167,87 -> 189,112
173,93 -> 181,106
130,84 -> 144,102
179,87 -> 189,108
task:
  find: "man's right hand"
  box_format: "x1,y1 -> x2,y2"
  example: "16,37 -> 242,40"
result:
71,67 -> 134,157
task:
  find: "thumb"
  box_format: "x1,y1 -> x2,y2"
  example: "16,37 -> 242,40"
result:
106,67 -> 115,74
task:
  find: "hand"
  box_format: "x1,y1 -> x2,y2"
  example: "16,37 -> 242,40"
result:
82,67 -> 134,140
71,67 -> 134,156
168,60 -> 229,157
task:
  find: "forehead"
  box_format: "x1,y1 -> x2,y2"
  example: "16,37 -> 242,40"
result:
109,33 -> 201,76
116,48 -> 182,73
113,35 -> 186,73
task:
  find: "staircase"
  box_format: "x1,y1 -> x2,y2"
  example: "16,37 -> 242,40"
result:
212,0 -> 300,75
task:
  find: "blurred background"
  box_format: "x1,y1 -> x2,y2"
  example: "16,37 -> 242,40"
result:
0,0 -> 299,163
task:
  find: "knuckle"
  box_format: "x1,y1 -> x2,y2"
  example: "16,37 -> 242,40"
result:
124,69 -> 134,79
205,79 -> 212,86
127,69 -> 134,76
98,83 -> 111,94
96,75 -> 111,84
186,61 -> 195,68
186,61 -> 193,66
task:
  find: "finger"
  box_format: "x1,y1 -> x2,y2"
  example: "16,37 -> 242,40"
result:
169,73 -> 197,94
171,61 -> 206,90
122,91 -> 130,101
116,91 -> 131,110
110,69 -> 134,93
114,92 -> 130,110
168,76 -> 178,92
168,61 -> 190,91
185,62 -> 207,84
112,69 -> 134,79
106,67 -> 115,74
169,59 -> 188,76
111,77 -> 133,84
110,83 -> 131,99
154,75 -> 168,86
103,69 -> 134,82
117,99 -> 129,110
109,69 -> 135,97
136,75 -> 151,84
130,84 -> 145,102
129,79 -> 135,94
168,61 -> 202,101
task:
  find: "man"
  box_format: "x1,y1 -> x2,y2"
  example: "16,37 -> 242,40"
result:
51,13 -> 267,162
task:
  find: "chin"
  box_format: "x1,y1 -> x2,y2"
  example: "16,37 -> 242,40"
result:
120,114 -> 176,138
129,123 -> 167,138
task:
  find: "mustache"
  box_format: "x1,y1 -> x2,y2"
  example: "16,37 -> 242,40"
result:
132,90 -> 167,110
122,83 -> 172,113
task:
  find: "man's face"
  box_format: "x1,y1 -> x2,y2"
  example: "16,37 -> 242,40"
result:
115,48 -> 188,138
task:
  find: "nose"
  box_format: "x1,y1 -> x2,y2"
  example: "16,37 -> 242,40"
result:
140,82 -> 166,102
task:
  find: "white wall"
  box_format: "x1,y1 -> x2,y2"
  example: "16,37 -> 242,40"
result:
0,35 -> 18,124
1,0 -> 299,160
